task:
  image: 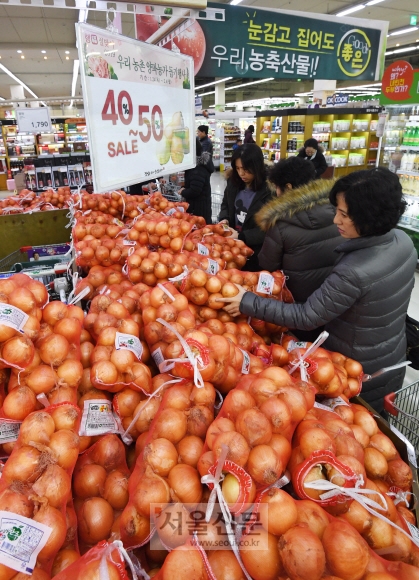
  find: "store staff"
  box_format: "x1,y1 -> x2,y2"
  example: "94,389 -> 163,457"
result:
297,138 -> 328,179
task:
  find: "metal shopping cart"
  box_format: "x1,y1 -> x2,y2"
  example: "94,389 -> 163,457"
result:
211,192 -> 223,224
161,181 -> 183,202
384,381 -> 419,457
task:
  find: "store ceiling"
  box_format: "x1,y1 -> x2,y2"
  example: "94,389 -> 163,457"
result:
0,1 -> 417,102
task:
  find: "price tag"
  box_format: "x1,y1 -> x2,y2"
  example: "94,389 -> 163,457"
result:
239,349 -> 250,374
389,425 -> 417,468
256,273 -> 274,295
76,22 -> 195,193
0,511 -> 52,574
286,340 -> 308,352
206,259 -> 219,275
79,399 -> 121,436
0,304 -> 29,332
152,347 -> 165,368
166,208 -> 176,216
115,332 -> 143,360
314,401 -> 336,413
123,240 -> 136,246
177,206 -> 185,212
0,419 -> 21,444
197,243 -> 209,256
113,218 -> 124,227
318,397 -> 350,410
15,108 -> 52,134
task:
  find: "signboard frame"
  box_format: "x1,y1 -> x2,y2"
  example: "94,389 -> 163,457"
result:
76,22 -> 195,193
15,108 -> 52,134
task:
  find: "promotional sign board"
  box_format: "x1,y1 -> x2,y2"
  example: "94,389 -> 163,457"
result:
380,60 -> 419,105
326,94 -> 349,106
15,108 -> 51,134
136,2 -> 388,81
76,23 -> 195,193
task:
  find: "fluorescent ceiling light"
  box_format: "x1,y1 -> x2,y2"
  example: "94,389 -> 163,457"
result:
388,27 -> 418,36
337,5 -> 365,17
386,46 -> 419,55
0,63 -> 38,98
230,0 -> 244,4
365,0 -> 385,5
79,9 -> 88,22
41,50 -> 46,54
0,96 -> 4,101
225,77 -> 274,91
198,91 -> 215,96
195,77 -> 232,91
70,59 -> 80,108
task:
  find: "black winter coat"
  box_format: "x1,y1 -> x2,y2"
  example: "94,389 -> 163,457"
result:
297,149 -> 328,178
182,152 -> 213,224
256,179 -> 341,303
199,135 -> 213,157
218,178 -> 275,271
240,230 -> 417,411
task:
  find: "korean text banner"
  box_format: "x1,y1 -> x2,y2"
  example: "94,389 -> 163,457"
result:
380,60 -> 419,105
76,23 -> 195,193
148,2 -> 387,81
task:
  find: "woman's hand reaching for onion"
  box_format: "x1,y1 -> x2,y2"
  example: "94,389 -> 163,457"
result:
216,284 -> 247,316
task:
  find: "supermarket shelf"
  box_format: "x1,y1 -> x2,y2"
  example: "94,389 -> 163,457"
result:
398,170 -> 419,176
402,192 -> 419,200
385,146 -> 419,151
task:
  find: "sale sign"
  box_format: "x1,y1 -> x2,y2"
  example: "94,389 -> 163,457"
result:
380,60 -> 419,105
76,23 -> 195,193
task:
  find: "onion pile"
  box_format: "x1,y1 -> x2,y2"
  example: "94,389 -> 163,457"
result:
0,186 -> 72,215
0,403 -> 80,576
73,434 -> 130,551
184,229 -> 254,269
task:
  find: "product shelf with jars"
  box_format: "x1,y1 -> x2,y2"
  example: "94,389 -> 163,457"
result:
220,123 -> 242,170
256,116 -> 282,161
64,119 -> 89,153
256,107 -> 380,173
37,122 -> 66,156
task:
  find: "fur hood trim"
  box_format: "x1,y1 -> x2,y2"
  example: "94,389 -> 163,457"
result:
256,178 -> 336,231
197,151 -> 212,166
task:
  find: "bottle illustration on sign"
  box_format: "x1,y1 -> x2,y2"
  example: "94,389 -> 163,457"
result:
156,111 -> 190,165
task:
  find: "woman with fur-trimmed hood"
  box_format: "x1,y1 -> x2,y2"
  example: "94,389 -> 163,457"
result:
257,157 -> 341,305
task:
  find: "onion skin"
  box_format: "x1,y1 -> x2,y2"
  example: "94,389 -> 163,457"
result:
207,550 -> 244,580
168,464 -> 203,506
33,503 -> 67,563
241,529 -> 283,580
278,523 -> 326,580
32,463 -> 71,508
77,497 -> 114,545
259,488 -> 298,536
120,504 -> 152,546
322,520 -> 369,580
295,500 -> 330,539
160,545 -> 210,580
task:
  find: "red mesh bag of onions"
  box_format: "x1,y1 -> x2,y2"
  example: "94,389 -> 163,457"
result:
0,402 -> 81,578
72,433 -> 131,554
119,373 -> 217,550
124,213 -> 194,253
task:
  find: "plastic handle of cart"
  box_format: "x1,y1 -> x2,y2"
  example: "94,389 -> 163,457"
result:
362,361 -> 411,382
201,445 -> 253,580
287,330 -> 329,376
305,477 -> 419,548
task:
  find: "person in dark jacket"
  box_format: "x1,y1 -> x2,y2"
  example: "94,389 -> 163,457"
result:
218,168 -> 417,412
257,157 -> 341,341
197,125 -> 213,158
244,125 -> 255,144
297,138 -> 328,178
218,144 -> 275,271
179,139 -> 214,224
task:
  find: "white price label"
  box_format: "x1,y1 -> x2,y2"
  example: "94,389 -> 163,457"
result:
239,349 -> 250,374
197,243 -> 209,256
152,347 -> 165,368
115,332 -> 143,360
79,399 -> 121,436
0,304 -> 29,333
206,259 -> 219,275
15,108 -> 52,134
123,240 -> 136,246
318,397 -> 350,410
389,425 -> 417,468
314,401 -> 336,413
0,511 -> 52,574
113,218 -> 124,227
256,273 -> 275,295
177,206 -> 185,212
286,340 -> 309,353
0,420 -> 21,444
166,208 -> 176,216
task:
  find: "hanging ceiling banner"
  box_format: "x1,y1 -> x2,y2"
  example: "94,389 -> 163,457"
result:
76,22 -> 195,192
137,2 -> 388,81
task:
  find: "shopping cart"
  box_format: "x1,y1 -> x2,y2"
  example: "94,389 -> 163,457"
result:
211,192 -> 223,223
161,182 -> 183,202
384,381 -> 419,456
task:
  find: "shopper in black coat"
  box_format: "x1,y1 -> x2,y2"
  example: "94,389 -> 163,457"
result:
218,144 -> 275,271
179,139 -> 214,224
197,125 -> 213,158
244,125 -> 255,144
297,138 -> 328,178
218,168 -> 417,412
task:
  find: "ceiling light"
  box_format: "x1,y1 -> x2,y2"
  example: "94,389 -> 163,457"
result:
79,9 -> 88,22
65,51 -> 70,54
393,46 -> 419,53
41,50 -> 46,54
198,91 -> 215,96
388,27 -> 418,36
225,78 -> 274,91
0,96 -> 4,101
396,43 -> 400,46
17,50 -> 22,54
70,59 -> 80,108
230,0 -> 244,4
195,77 -> 233,91
337,5 -> 365,17
20,55 -> 24,59
0,63 -> 38,98
44,56 -> 47,60
66,56 -> 69,60
365,0 -> 385,5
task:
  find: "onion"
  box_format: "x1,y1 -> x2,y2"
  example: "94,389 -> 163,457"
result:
114,388 -> 143,417
186,405 -> 214,439
222,472 -> 256,509
73,463 -> 107,498
334,433 -> 365,464
1,335 -> 34,369
32,463 -> 71,507
205,417 -> 235,450
386,459 -> 413,491
247,444 -> 283,485
303,465 -> 327,501
120,504 -> 151,546
351,424 -> 370,448
259,396 -> 292,435
190,382 -> 216,407
39,333 -> 70,366
207,550 -> 244,580
222,390 -> 256,422
353,411 -> 378,437
295,500 -> 330,539
322,520 -> 369,580
369,433 -> 398,461
144,438 -> 179,476
49,429 -> 79,469
160,545 -> 209,580
90,433 -> 125,472
54,317 -> 81,343
152,408 -> 188,444
22,315 -> 40,341
19,410 -> 55,446
0,322 -> 16,343
197,450 -> 215,478
26,365 -> 58,395
52,548 -> 80,576
42,301 -> 68,326
168,463 -> 203,506
155,502 -> 191,548
133,468 -> 171,518
338,500 -> 373,534
0,487 -> 34,518
213,430 -> 250,468
259,488 -> 298,536
177,435 -> 204,467
279,523 -> 326,580
241,529 -> 283,580
364,516 -> 393,550
8,287 -> 36,313
134,398 -> 161,433
3,386 -> 37,420
57,359 -> 83,388
363,447 -> 388,479
102,470 -> 129,510
78,497 -> 114,544
235,408 -> 272,447
50,404 -> 79,431
300,427 -> 336,459
33,503 -> 67,563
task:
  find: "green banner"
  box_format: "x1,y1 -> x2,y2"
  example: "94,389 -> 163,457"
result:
380,60 -> 419,105
197,3 -> 387,81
